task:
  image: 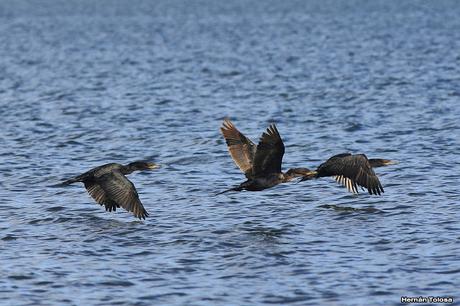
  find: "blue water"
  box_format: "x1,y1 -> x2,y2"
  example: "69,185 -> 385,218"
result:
1,1 -> 459,305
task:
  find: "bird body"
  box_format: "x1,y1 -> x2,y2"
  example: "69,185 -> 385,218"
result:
244,174 -> 284,190
61,163 -> 123,185
58,161 -> 159,219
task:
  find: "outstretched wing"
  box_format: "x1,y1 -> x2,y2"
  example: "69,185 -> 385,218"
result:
252,124 -> 285,177
96,172 -> 149,219
84,181 -> 119,212
220,119 -> 257,179
318,154 -> 384,195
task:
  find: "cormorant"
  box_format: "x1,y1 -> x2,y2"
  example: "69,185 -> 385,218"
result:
218,119 -> 312,193
57,161 -> 160,219
300,153 -> 397,195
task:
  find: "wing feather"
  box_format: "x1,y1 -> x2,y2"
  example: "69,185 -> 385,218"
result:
84,181 -> 119,212
96,172 -> 149,219
220,119 -> 256,179
252,124 -> 285,177
334,175 -> 359,194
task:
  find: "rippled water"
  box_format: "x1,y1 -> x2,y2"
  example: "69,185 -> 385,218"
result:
1,1 -> 460,305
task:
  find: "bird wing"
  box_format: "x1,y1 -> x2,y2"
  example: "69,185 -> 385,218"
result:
320,154 -> 384,195
96,171 -> 149,219
220,119 -> 257,179
252,124 -> 285,177
84,181 -> 119,212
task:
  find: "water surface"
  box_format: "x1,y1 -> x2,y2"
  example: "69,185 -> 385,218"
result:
1,1 -> 459,305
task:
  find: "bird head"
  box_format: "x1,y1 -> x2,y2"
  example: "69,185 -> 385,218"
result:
127,161 -> 160,172
369,159 -> 399,167
284,168 -> 317,182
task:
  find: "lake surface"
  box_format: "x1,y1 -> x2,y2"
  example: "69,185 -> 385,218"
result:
1,1 -> 459,305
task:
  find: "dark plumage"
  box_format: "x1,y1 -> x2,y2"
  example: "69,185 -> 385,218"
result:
300,153 -> 397,195
57,161 -> 160,219
218,119 -> 312,193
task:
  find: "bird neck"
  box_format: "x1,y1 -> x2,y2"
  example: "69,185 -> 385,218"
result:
283,168 -> 309,182
120,165 -> 135,175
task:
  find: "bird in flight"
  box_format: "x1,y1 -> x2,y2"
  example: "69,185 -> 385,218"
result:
56,161 -> 160,219
218,119 -> 312,194
300,153 -> 397,195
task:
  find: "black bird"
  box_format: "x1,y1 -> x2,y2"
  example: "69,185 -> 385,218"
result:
57,161 -> 160,219
218,119 -> 312,194
300,153 -> 397,195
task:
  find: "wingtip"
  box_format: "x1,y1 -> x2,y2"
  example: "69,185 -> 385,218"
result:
221,118 -> 236,135
267,123 -> 277,133
222,118 -> 234,128
265,123 -> 282,140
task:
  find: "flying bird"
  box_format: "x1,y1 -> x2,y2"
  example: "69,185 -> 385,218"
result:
56,161 -> 160,219
218,119 -> 312,194
300,153 -> 397,195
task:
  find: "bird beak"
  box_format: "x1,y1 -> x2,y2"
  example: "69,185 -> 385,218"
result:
384,160 -> 399,165
300,171 -> 317,181
148,164 -> 161,169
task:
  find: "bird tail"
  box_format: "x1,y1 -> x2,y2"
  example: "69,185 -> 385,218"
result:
215,185 -> 243,196
299,170 -> 318,182
48,177 -> 80,187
